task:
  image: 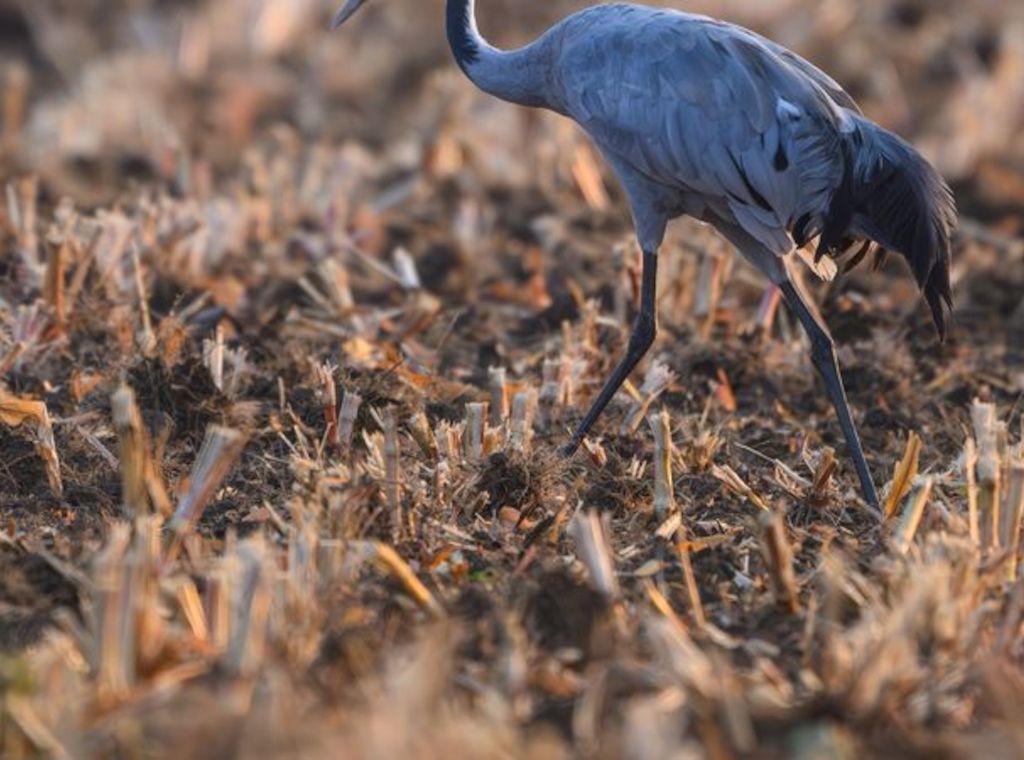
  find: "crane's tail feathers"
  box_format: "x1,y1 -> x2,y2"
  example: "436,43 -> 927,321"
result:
843,117 -> 957,339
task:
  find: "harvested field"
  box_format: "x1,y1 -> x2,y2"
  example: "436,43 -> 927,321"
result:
1,0 -> 1023,757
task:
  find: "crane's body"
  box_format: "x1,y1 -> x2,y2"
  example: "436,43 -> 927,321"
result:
334,0 -> 957,513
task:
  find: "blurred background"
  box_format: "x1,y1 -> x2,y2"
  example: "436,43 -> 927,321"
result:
0,0 -> 1022,218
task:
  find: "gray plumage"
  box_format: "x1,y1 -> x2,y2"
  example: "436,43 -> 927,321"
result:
469,3 -> 954,331
334,0 -> 959,512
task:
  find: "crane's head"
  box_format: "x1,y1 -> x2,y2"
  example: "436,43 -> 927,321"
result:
331,0 -> 369,28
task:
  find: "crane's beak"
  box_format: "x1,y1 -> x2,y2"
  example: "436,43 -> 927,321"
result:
331,0 -> 368,28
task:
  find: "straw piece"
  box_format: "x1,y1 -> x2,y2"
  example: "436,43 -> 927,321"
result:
382,407 -> 402,541
317,363 -> 339,447
711,463 -> 769,511
488,366 -> 508,426
356,541 -> 444,618
130,242 -> 155,354
1001,464 -> 1024,580
539,358 -> 564,415
894,477 -> 933,554
677,542 -> 707,628
758,511 -> 800,613
337,389 -> 363,451
5,696 -> 72,760
649,408 -> 675,518
509,389 -> 537,453
223,539 -> 271,679
0,386 -> 62,498
167,426 -> 248,548
174,577 -> 210,643
972,400 -> 1001,549
203,323 -> 225,391
407,410 -> 437,459
111,385 -> 148,516
465,402 -> 486,463
392,246 -> 421,290
622,362 -> 674,435
571,143 -> 610,211
1,63 -> 29,153
43,234 -> 67,328
93,524 -> 134,702
964,436 -> 980,546
884,432 -> 922,520
568,509 -> 620,601
645,580 -> 687,632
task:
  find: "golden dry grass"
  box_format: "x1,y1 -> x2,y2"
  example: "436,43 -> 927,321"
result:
0,1 -> 1023,758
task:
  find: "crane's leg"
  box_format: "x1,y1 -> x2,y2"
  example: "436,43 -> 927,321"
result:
778,278 -> 881,513
562,249 -> 658,456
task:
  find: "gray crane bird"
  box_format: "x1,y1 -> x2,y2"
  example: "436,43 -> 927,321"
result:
333,0 -> 957,512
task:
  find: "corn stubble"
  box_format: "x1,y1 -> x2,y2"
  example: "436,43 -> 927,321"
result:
1,0 -> 1023,758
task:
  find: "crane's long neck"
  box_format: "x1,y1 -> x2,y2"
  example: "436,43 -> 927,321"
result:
446,0 -> 554,109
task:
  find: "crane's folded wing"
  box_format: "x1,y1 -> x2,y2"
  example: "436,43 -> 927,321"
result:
556,10 -> 856,256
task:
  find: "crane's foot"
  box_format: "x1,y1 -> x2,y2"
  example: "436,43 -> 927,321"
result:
559,436 -> 583,459
861,479 -> 882,517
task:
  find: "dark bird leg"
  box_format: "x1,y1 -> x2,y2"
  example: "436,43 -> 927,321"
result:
562,249 -> 658,456
778,277 -> 881,513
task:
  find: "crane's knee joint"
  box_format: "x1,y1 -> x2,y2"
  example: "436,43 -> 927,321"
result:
629,311 -> 657,353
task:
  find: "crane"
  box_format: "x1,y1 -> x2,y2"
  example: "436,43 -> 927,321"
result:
332,0 -> 957,513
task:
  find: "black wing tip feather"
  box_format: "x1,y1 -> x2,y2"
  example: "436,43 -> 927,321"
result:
924,265 -> 953,341
916,183 -> 955,341
850,123 -> 957,341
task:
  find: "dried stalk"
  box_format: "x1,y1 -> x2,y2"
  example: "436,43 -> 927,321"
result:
43,234 -> 67,328
711,463 -> 769,511
353,541 -> 444,618
571,143 -> 610,210
539,358 -> 563,421
465,402 -> 486,463
558,355 -> 577,407
964,435 -> 980,546
174,577 -> 210,642
568,509 -> 620,601
407,410 -> 437,459
2,63 -> 29,152
130,242 -> 155,354
1001,464 -> 1024,580
622,362 -> 674,435
203,323 -> 225,391
894,477 -> 933,554
488,366 -> 509,426
318,258 -> 358,321
0,386 -> 62,498
884,432 -> 922,519
167,426 -> 248,555
972,401 -> 1001,549
649,408 -> 675,518
337,389 -> 363,452
392,246 -> 422,290
222,538 -> 271,679
758,511 -> 800,613
509,389 -> 537,453
754,285 -> 781,335
317,363 -> 339,447
11,176 -> 39,277
677,542 -> 707,628
111,385 -> 148,516
318,538 -> 345,590
382,407 -> 402,541
4,696 -> 71,760
92,524 -> 135,703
